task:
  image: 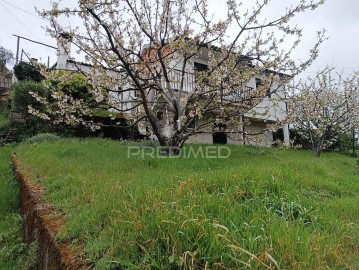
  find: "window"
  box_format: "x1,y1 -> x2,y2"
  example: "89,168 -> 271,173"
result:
194,62 -> 209,91
194,62 -> 209,81
188,116 -> 197,129
194,62 -> 208,72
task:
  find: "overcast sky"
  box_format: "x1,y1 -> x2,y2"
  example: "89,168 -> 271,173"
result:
1,0 -> 359,76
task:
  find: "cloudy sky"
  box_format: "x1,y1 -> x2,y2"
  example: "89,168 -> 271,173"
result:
0,0 -> 359,76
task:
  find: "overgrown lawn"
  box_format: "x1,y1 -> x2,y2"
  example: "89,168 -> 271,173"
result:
15,139 -> 359,269
0,146 -> 37,269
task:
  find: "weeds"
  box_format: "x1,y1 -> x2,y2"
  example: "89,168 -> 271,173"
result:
0,146 -> 38,269
264,193 -> 319,225
24,133 -> 61,144
0,214 -> 38,269
14,139 -> 359,269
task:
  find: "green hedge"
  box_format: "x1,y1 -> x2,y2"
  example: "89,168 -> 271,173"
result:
10,81 -> 47,115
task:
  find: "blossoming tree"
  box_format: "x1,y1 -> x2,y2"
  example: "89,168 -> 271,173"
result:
287,67 -> 359,157
37,0 -> 326,153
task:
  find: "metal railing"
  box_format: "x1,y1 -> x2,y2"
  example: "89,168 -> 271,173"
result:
156,69 -> 258,103
159,69 -> 195,92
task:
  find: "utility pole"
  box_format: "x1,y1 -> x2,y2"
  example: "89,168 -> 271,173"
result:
20,49 -> 24,62
15,35 -> 20,65
12,34 -> 57,79
13,34 -> 57,66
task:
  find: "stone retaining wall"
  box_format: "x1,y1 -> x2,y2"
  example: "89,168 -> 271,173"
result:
12,154 -> 91,270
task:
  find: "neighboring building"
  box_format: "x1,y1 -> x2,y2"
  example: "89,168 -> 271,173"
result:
0,72 -> 12,103
54,34 -> 290,146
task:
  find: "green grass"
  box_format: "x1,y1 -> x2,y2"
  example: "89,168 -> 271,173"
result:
0,146 -> 37,269
15,139 -> 359,269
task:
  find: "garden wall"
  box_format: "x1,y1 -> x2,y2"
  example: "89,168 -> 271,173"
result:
12,155 -> 91,270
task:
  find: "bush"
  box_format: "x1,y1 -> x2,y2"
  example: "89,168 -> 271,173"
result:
337,131 -> 358,157
0,105 -> 10,127
10,81 -> 47,115
0,105 -> 10,145
55,73 -> 93,103
46,71 -> 102,105
13,62 -> 43,82
273,128 -> 312,149
7,81 -> 51,142
24,133 -> 61,144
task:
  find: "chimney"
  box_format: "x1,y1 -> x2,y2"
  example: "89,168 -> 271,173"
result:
57,32 -> 72,69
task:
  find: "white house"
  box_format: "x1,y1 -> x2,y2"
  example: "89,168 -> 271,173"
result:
55,34 -> 290,146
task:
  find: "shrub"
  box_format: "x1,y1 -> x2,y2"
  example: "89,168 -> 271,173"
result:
0,105 -> 10,145
10,81 -> 47,115
337,131 -> 358,157
24,133 -> 61,144
45,71 -> 103,105
7,81 -> 51,142
13,62 -> 43,82
0,105 -> 10,127
56,73 -> 93,103
273,128 -> 312,149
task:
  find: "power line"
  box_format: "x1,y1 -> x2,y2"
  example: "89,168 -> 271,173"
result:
0,1 -> 41,42
0,0 -> 57,60
12,35 -> 57,50
0,0 -> 47,21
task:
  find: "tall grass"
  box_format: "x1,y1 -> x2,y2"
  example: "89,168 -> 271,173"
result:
0,147 -> 37,269
16,139 -> 359,269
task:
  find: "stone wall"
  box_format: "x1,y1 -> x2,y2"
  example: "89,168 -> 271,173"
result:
12,155 -> 91,270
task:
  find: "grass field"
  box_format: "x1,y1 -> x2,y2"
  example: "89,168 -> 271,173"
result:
15,139 -> 359,269
0,146 -> 37,269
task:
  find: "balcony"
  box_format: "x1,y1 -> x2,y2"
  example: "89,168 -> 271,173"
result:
158,69 -> 195,92
158,69 -> 257,102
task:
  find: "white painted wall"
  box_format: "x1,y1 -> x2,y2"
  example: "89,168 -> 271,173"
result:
168,49 -> 288,123
56,39 -> 287,145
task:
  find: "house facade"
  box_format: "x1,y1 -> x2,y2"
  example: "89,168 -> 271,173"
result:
55,35 -> 290,146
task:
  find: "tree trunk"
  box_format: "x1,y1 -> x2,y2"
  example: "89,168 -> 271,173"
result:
312,145 -> 321,157
158,138 -> 183,156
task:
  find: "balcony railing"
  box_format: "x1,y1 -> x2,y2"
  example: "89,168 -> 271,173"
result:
159,69 -> 195,92
157,69 -> 258,103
